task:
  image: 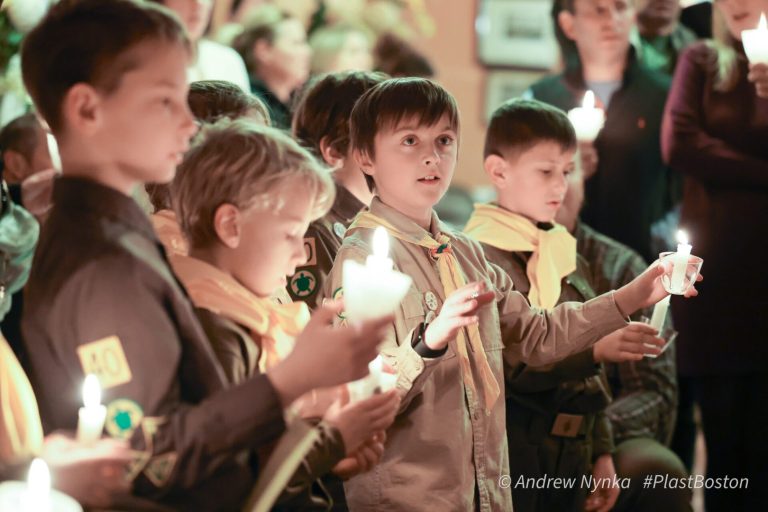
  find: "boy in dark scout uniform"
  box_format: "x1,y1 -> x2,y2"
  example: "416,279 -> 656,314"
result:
287,70 -> 387,308
323,77 -> 698,512
19,1 -> 390,509
169,120 -> 400,509
464,99 -> 665,512
556,162 -> 691,511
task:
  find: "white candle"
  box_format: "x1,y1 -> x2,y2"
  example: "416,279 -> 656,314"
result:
567,90 -> 606,142
76,374 -> 106,444
649,295 -> 670,332
342,227 -> 412,323
0,458 -> 82,512
742,13 -> 768,64
669,230 -> 692,294
46,133 -> 62,173
348,355 -> 398,402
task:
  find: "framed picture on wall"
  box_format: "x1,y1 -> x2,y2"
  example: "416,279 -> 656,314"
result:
476,0 -> 560,69
484,69 -> 547,121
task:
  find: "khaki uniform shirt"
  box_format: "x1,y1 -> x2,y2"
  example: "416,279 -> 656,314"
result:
21,177 -> 286,510
287,184 -> 365,309
324,198 -> 627,512
481,245 -> 614,460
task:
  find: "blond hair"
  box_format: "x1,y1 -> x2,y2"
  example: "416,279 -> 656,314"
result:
172,119 -> 335,248
309,23 -> 373,74
706,6 -> 740,92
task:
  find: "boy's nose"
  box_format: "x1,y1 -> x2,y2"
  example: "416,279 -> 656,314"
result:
423,149 -> 441,166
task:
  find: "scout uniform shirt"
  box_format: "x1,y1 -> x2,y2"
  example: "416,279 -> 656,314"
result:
323,198 -> 628,512
21,177 -> 287,510
477,242 -> 615,512
576,222 -> 677,445
287,184 -> 365,309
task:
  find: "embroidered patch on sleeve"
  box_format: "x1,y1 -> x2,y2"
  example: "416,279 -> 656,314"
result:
77,335 -> 132,389
302,237 -> 318,266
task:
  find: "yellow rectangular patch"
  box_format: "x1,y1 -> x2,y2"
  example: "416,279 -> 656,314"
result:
77,335 -> 132,389
303,237 -> 317,266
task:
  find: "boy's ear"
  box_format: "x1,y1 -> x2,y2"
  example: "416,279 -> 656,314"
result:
483,154 -> 509,189
213,203 -> 242,249
1,150 -> 29,183
319,136 -> 345,169
558,10 -> 576,41
352,148 -> 374,177
61,83 -> 103,135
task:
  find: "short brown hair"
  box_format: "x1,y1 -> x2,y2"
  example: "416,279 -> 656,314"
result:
188,80 -> 270,125
0,114 -> 42,163
21,0 -> 190,134
292,70 -> 388,159
173,120 -> 335,249
484,98 -> 576,160
350,77 -> 459,159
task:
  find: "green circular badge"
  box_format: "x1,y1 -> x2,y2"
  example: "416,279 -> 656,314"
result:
290,270 -> 317,298
105,399 -> 144,440
332,287 -> 346,320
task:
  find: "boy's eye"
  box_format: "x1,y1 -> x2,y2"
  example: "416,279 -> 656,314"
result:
539,169 -> 552,175
402,136 -> 417,146
438,135 -> 454,146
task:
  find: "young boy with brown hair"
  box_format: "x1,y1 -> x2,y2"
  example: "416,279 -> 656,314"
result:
20,1 -> 390,509
148,78 -> 270,256
287,70 -> 387,308
170,119 -> 399,509
464,98 -> 665,512
323,78 -> 697,511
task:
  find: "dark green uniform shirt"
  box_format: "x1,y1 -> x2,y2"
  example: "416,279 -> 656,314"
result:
576,222 -> 678,445
22,177 -> 286,510
287,184 -> 364,309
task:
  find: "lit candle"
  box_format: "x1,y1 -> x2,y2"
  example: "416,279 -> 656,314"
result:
0,458 -> 82,512
669,230 -> 692,294
46,133 -> 62,173
348,355 -> 398,402
342,227 -> 412,323
742,13 -> 768,64
76,374 -> 106,444
567,90 -> 606,142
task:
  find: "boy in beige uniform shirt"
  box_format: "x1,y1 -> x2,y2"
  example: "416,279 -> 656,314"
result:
323,78 -> 699,511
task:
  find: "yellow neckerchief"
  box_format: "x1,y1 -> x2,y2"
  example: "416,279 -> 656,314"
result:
170,254 -> 309,372
347,211 -> 500,414
1,333 -> 43,463
151,210 -> 189,256
464,203 -> 576,310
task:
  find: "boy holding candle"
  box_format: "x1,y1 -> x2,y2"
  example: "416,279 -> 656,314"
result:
323,77 -> 697,511
287,70 -> 388,308
463,98 -> 668,512
169,119 -> 400,509
19,1 -> 391,509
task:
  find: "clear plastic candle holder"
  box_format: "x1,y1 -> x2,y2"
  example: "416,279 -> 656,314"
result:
658,251 -> 703,295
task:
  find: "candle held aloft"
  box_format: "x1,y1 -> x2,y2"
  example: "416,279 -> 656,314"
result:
742,13 -> 768,64
76,374 -> 106,444
342,227 -> 412,323
567,90 -> 605,142
669,230 -> 692,294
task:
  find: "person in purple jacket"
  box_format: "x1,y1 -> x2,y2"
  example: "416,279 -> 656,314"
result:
662,0 -> 768,510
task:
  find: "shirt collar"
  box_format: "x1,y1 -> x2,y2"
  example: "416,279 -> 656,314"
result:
369,196 -> 446,240
332,184 -> 366,223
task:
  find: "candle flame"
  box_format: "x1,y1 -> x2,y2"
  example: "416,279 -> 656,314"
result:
83,374 -> 102,409
582,90 -> 595,109
372,227 -> 389,258
27,458 -> 51,496
676,229 -> 689,246
760,13 -> 767,30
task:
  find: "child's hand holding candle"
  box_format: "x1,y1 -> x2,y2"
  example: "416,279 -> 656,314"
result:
342,227 -> 412,323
